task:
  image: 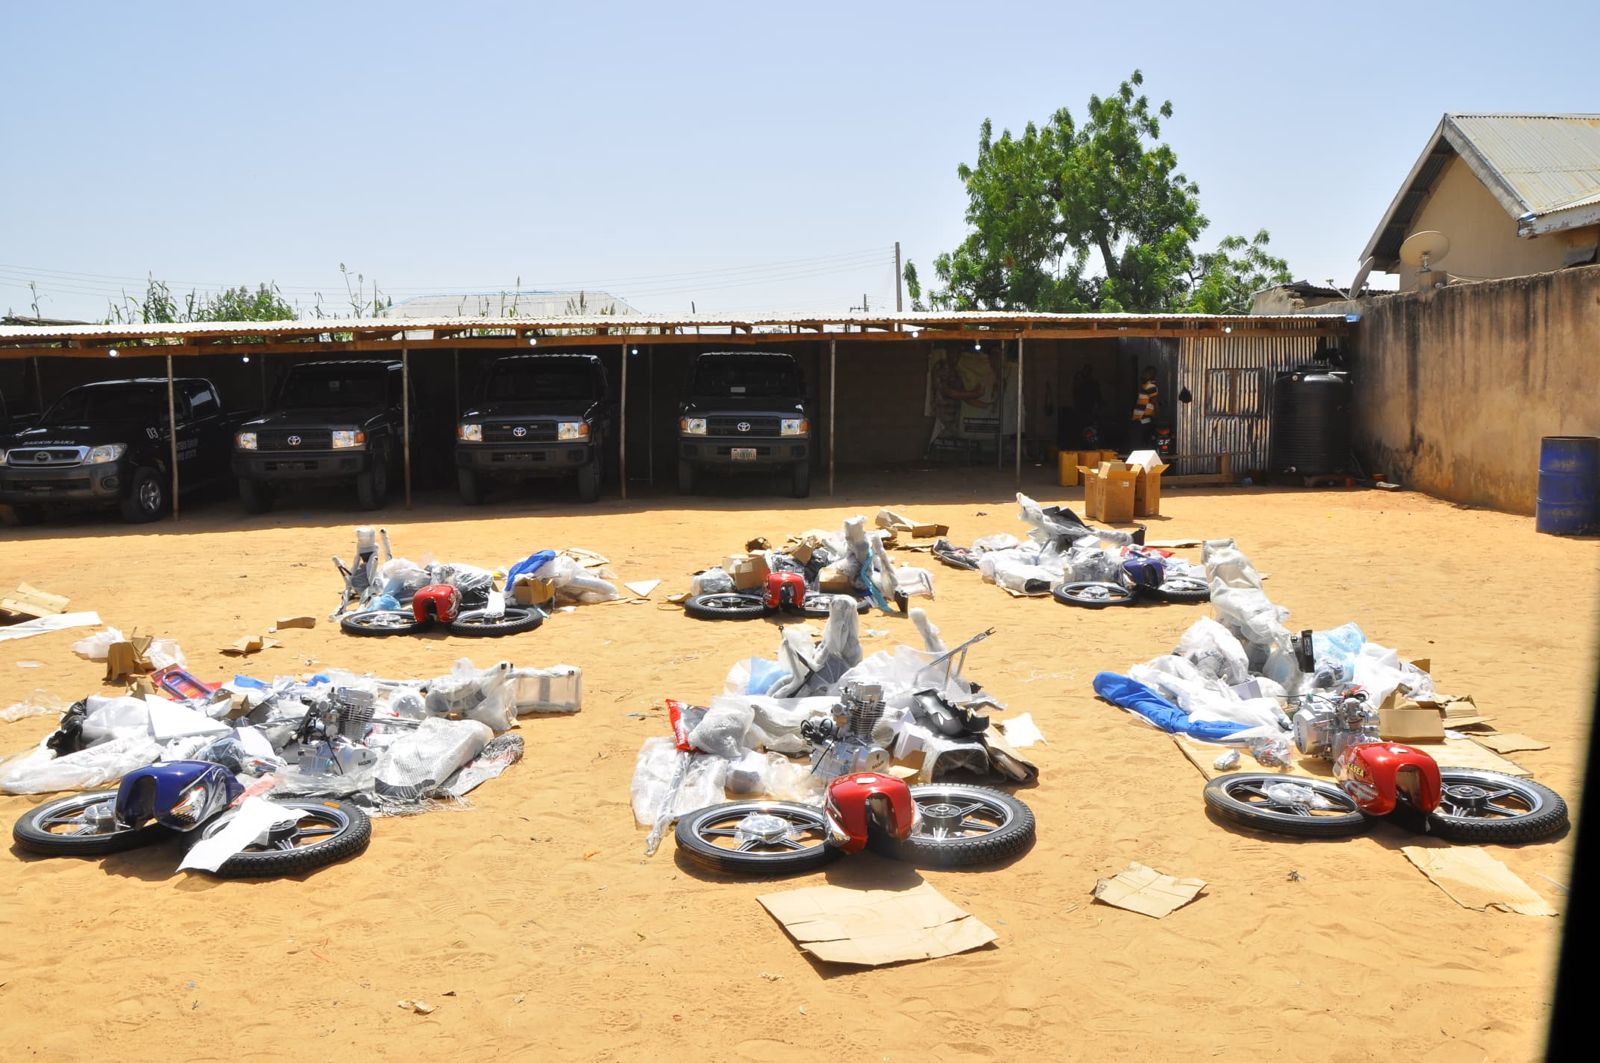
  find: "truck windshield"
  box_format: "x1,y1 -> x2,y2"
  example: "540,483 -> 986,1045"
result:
44,385 -> 170,424
280,369 -> 387,408
690,358 -> 802,398
486,362 -> 599,401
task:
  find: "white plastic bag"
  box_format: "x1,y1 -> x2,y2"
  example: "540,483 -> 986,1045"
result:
972,532 -> 1021,553
1177,618 -> 1253,686
0,734 -> 163,794
71,627 -> 126,661
688,698 -> 756,759
629,738 -> 730,826
375,717 -> 491,795
81,695 -> 153,743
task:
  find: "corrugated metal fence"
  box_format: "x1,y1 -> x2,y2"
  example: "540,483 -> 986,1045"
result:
1173,334 -> 1323,475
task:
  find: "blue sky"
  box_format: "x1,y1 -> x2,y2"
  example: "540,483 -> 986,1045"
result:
3,1 -> 1595,321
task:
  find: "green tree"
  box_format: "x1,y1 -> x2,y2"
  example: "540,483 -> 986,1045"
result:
913,70 -> 1291,314
1183,230 -> 1292,314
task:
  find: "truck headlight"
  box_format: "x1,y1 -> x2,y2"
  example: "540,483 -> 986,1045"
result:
85,443 -> 127,464
458,423 -> 483,442
680,417 -> 707,436
235,431 -> 258,450
557,421 -> 590,441
331,430 -> 366,449
780,418 -> 809,437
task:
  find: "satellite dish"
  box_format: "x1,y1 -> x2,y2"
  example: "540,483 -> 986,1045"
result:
1400,230 -> 1451,271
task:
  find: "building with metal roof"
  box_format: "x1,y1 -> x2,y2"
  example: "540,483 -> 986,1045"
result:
386,290 -> 639,319
1357,113 -> 1600,292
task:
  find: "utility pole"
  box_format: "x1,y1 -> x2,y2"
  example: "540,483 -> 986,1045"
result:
895,241 -> 903,312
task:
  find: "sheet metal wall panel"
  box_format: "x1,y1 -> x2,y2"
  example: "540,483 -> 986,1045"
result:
1174,335 -> 1320,474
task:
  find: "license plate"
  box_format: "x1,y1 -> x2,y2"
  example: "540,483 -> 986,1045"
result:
731,448 -> 757,462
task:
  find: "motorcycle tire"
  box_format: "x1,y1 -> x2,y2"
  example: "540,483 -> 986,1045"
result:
1406,769 -> 1569,844
448,607 -> 544,637
674,800 -> 839,875
1150,575 -> 1210,603
1052,581 -> 1136,608
200,798 -> 372,878
869,784 -> 1036,868
1202,773 -> 1369,838
683,592 -> 767,620
797,593 -> 871,619
12,790 -> 175,856
340,609 -> 424,636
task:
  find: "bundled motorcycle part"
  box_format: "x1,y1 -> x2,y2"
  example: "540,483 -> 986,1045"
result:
333,687 -> 376,740
910,688 -> 990,737
340,608 -> 424,636
13,790 -> 175,856
1291,628 -> 1317,674
868,783 -> 1037,867
1150,574 -> 1210,603
673,800 -> 838,874
683,592 -> 767,620
1292,691 -> 1377,760
447,606 -> 543,636
1119,553 -> 1166,592
1202,773 -> 1369,838
797,592 -> 870,619
805,682 -> 890,781
931,538 -> 981,571
1402,769 -> 1569,844
1053,581 -> 1135,608
330,526 -> 391,619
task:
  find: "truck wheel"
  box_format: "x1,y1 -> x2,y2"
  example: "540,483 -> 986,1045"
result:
457,468 -> 483,506
677,460 -> 696,495
576,460 -> 601,503
356,459 -> 388,510
119,466 -> 168,523
6,504 -> 45,526
789,461 -> 811,498
239,478 -> 274,514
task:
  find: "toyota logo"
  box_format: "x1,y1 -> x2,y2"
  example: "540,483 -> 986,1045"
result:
34,451 -> 50,463
512,426 -> 528,438
736,421 -> 752,432
287,435 -> 302,446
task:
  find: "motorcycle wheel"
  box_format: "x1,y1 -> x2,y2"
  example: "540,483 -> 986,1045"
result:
340,609 -> 424,636
200,799 -> 372,878
869,784 -> 1036,867
1409,770 -> 1569,844
674,800 -> 839,875
1202,773 -> 1370,838
797,593 -> 872,619
448,607 -> 544,637
683,592 -> 767,620
1150,575 -> 1210,603
1052,581 -> 1135,608
12,790 -> 174,856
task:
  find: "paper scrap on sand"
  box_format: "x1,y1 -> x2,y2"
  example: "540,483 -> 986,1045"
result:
1093,862 -> 1207,918
623,579 -> 662,599
272,616 -> 316,631
997,712 -> 1045,748
1401,846 -> 1556,917
1469,732 -> 1550,755
757,881 -> 995,967
223,634 -> 281,657
0,611 -> 102,644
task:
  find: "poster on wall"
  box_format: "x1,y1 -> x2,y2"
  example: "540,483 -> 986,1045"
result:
925,346 -> 1002,446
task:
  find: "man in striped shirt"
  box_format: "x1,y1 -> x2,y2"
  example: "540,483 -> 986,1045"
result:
1131,367 -> 1158,447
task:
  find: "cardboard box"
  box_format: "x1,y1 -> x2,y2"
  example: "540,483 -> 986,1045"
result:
725,553 -> 772,591
1078,461 -> 1139,523
1126,449 -> 1170,518
1380,704 -> 1446,743
817,561 -> 853,592
512,575 -> 555,607
874,509 -> 948,538
105,635 -> 154,683
1058,451 -> 1080,487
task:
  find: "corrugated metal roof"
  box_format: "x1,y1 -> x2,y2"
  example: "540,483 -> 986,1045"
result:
1362,113 -> 1600,265
387,290 -> 639,318
0,310 -> 1351,350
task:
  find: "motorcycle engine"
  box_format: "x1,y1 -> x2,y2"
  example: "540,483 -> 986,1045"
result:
1292,691 -> 1378,760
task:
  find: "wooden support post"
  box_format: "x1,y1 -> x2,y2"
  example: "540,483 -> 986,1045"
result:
165,354 -> 180,521
828,339 -> 837,497
1015,336 -> 1024,487
402,348 -> 412,509
619,340 -> 628,500
646,345 -> 654,485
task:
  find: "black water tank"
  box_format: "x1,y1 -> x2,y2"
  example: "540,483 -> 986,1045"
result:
1269,368 -> 1352,476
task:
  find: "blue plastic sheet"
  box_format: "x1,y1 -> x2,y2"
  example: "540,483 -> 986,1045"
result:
1092,671 -> 1250,742
508,549 -> 558,585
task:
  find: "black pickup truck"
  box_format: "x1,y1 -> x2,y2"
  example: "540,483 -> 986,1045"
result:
677,351 -> 812,497
232,359 -> 410,513
0,377 -> 245,523
455,353 -> 615,504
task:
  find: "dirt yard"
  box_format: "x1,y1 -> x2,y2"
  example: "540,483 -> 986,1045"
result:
0,469 -> 1594,1062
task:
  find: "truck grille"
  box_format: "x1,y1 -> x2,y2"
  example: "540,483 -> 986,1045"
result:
484,421 -> 557,443
258,429 -> 333,450
6,446 -> 86,466
708,416 -> 780,436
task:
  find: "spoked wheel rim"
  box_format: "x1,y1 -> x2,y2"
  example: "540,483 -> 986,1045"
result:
700,594 -> 762,611
1217,776 -> 1359,819
799,593 -> 869,617
907,788 -> 1017,841
1054,581 -> 1134,606
1436,773 -> 1549,821
202,803 -> 354,853
344,609 -> 418,632
1157,575 -> 1210,598
34,793 -> 129,839
687,803 -> 830,858
452,608 -> 536,629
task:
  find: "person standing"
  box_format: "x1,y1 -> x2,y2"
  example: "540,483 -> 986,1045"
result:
1131,367 -> 1159,448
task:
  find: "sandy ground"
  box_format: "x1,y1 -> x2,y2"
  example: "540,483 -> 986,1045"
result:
0,468 -> 1594,1062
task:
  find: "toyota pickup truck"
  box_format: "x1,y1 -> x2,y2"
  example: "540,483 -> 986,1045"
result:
0,377 -> 245,523
232,359 -> 410,513
455,353 -> 615,504
677,351 -> 812,497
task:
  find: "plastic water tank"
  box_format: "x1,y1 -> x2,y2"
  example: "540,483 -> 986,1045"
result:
1269,368 -> 1352,477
